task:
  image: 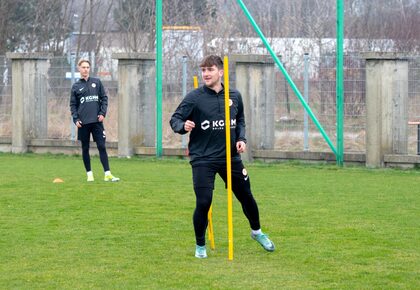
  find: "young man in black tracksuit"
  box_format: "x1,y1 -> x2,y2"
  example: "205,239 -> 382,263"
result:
70,59 -> 119,182
170,55 -> 275,258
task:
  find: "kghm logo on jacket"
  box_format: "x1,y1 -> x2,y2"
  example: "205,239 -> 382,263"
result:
80,95 -> 99,104
201,119 -> 237,130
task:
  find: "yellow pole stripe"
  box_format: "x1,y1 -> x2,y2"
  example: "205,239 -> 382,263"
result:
224,56 -> 234,261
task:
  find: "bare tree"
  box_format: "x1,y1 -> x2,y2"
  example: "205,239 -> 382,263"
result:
0,0 -> 419,55
113,0 -> 155,52
0,0 -> 13,54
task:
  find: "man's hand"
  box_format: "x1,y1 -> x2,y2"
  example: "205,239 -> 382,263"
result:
236,141 -> 246,153
98,115 -> 105,122
184,120 -> 195,132
76,120 -> 82,128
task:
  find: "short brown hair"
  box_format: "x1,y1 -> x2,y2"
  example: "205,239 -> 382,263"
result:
77,59 -> 91,67
200,55 -> 223,69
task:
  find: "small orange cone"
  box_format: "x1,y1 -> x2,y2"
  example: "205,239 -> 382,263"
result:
53,178 -> 64,183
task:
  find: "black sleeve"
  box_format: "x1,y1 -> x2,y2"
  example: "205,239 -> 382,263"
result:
97,79 -> 108,117
235,91 -> 247,143
170,92 -> 196,135
69,85 -> 79,124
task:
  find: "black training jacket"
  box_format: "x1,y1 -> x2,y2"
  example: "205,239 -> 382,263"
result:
70,77 -> 108,125
170,85 -> 246,165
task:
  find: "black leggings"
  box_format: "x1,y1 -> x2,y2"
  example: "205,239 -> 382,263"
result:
81,140 -> 109,172
192,161 -> 261,246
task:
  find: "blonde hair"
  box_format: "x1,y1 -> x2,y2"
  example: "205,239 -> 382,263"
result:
77,59 -> 91,67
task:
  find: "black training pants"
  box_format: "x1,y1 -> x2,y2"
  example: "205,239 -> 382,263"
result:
192,161 -> 261,246
78,122 -> 110,172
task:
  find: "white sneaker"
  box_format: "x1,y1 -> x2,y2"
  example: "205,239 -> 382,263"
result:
104,174 -> 120,182
87,172 -> 94,182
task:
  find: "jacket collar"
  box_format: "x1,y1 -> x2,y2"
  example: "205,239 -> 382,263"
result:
203,83 -> 224,95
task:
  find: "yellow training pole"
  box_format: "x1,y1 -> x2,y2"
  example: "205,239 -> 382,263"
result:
194,75 -> 215,250
193,76 -> 198,89
224,56 -> 233,261
207,205 -> 215,250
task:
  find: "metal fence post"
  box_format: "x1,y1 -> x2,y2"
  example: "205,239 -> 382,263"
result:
181,56 -> 187,148
303,53 -> 309,151
417,124 -> 420,155
70,52 -> 76,140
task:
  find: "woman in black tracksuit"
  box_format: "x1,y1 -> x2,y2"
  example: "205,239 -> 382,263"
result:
170,55 -> 275,258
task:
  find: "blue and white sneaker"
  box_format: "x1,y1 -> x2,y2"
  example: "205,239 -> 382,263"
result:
251,232 -> 275,252
195,245 -> 207,258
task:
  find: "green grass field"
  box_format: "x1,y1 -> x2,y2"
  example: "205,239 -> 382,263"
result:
0,153 -> 419,289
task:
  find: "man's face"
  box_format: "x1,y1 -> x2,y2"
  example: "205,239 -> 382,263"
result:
201,65 -> 223,89
78,62 -> 90,79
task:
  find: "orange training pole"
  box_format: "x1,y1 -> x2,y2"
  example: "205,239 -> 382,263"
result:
224,56 -> 233,261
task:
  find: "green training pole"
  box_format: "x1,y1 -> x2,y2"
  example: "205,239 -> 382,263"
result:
336,0 -> 344,166
236,0 -> 337,156
155,0 -> 163,157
